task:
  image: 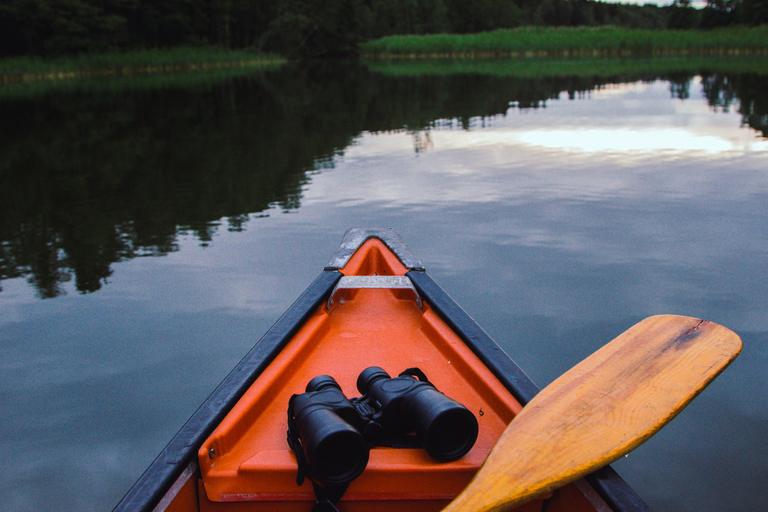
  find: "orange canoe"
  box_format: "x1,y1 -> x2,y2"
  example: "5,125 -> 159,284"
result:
114,228 -> 649,512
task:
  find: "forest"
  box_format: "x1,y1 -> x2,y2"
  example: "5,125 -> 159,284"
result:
1,0 -> 767,59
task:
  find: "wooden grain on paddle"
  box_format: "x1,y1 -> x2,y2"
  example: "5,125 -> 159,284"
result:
443,315 -> 742,512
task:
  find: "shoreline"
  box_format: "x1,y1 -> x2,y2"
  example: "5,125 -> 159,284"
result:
3,25 -> 767,86
361,47 -> 768,60
0,48 -> 285,85
362,54 -> 768,78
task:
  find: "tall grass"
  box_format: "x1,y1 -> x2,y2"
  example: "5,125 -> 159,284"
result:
1,47 -> 285,85
361,25 -> 768,58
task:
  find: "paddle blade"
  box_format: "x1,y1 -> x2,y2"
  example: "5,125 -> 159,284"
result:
443,315 -> 742,512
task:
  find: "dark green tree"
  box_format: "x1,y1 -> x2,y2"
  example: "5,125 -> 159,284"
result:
443,0 -> 522,33
264,0 -> 370,57
368,0 -> 448,38
738,0 -> 768,24
570,0 -> 597,26
130,0 -> 209,47
701,0 -> 738,27
668,0 -> 699,29
0,0 -> 136,56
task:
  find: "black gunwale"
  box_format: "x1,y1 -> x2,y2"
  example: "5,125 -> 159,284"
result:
114,231 -> 650,512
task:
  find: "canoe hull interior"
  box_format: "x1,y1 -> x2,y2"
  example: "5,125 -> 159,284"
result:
118,229 -> 648,512
161,465 -> 610,511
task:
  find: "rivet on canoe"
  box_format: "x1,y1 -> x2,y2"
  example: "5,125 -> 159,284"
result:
209,448 -> 216,459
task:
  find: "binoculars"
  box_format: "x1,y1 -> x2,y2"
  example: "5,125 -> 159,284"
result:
287,367 -> 478,486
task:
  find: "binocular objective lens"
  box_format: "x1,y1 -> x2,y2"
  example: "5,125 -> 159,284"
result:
424,408 -> 479,461
309,428 -> 369,485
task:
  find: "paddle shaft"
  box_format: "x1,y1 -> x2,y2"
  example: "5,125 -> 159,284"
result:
442,315 -> 742,512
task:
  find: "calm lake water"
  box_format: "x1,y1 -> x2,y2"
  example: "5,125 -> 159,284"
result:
1,59 -> 767,511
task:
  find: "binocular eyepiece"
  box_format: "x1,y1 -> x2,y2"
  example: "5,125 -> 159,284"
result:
287,367 -> 478,487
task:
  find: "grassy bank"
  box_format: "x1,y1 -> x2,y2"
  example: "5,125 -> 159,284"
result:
361,25 -> 768,58
0,47 -> 285,85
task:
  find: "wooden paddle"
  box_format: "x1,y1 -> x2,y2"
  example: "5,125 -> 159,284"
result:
442,314 -> 742,512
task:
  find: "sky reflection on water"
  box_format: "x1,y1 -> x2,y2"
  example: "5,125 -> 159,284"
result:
1,69 -> 767,512
300,78 -> 768,510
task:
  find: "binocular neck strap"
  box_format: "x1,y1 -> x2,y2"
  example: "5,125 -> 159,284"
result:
287,395 -> 350,510
399,367 -> 431,383
286,395 -> 308,486
310,500 -> 340,512
310,481 -> 349,512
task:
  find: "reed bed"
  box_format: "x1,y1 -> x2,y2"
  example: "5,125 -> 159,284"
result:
361,25 -> 768,58
0,47 -> 285,85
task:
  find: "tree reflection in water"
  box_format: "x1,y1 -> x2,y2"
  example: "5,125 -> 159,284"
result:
1,61 -> 766,297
